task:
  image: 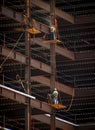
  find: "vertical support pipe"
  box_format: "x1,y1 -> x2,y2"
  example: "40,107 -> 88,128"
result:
25,0 -> 31,130
3,73 -> 4,85
3,33 -> 5,46
50,41 -> 56,130
3,115 -> 5,128
50,0 -> 56,130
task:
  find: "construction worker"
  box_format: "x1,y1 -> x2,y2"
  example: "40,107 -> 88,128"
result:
52,88 -> 59,104
50,17 -> 59,40
50,25 -> 56,40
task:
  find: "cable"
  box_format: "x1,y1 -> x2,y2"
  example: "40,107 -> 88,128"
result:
64,88 -> 75,112
55,70 -> 75,111
0,33 -> 24,69
63,77 -> 76,112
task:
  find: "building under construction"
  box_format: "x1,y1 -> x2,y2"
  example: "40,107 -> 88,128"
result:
0,0 -> 95,130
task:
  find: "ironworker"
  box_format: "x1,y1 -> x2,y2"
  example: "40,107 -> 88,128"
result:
50,26 -> 56,40
52,88 -> 59,104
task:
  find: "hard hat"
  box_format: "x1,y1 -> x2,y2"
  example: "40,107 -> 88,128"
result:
50,26 -> 56,31
54,88 -> 57,91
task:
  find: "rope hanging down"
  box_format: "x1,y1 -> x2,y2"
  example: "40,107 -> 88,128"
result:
64,77 -> 76,112
58,76 -> 75,112
64,88 -> 75,112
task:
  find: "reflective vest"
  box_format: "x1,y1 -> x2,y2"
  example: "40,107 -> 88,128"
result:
53,90 -> 58,98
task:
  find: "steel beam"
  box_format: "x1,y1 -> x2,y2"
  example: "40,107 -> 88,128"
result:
30,59 -> 51,73
75,88 -> 95,97
0,7 -> 95,60
31,76 -> 74,96
32,115 -> 75,130
0,84 -> 75,130
75,51 -> 95,60
0,6 -> 74,60
75,14 -> 95,24
1,6 -> 95,28
4,0 -> 94,25
3,45 -> 94,97
0,6 -> 24,23
15,20 -> 50,34
25,0 -> 31,129
32,38 -> 75,60
0,46 -> 51,74
50,40 -> 56,128
0,6 -> 75,60
50,0 -> 56,129
0,84 -> 51,113
0,6 -> 50,34
0,46 -> 73,96
31,0 -> 74,23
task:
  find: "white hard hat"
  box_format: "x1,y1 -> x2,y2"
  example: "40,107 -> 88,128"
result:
54,88 -> 57,91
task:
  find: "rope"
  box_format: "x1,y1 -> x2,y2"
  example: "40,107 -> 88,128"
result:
55,71 -> 75,111
64,77 -> 76,112
64,88 -> 75,112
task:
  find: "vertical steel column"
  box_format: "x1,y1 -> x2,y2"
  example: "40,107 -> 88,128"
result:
25,0 -> 31,130
50,0 -> 56,130
3,115 -> 5,128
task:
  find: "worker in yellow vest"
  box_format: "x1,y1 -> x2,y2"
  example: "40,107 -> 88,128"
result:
52,88 -> 59,104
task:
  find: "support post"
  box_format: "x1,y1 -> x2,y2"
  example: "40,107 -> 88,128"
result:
25,0 -> 31,130
50,0 -> 56,130
3,115 -> 5,128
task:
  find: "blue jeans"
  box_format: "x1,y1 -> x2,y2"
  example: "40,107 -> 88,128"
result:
54,97 -> 58,104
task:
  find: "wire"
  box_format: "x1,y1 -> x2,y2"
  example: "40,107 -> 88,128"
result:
63,77 -> 76,112
0,33 -> 24,68
55,71 -> 75,112
64,88 -> 75,112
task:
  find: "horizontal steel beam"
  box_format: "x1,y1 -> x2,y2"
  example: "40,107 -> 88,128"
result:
3,6 -> 89,61
75,14 -> 95,24
2,6 -> 94,60
75,51 -> 95,60
0,6 -> 24,23
31,0 -> 75,23
1,6 -> 94,29
1,46 -> 93,96
75,88 -> 95,97
0,46 -> 51,74
32,115 -> 75,130
0,6 -> 75,60
0,6 -> 50,34
32,38 -> 75,60
2,4 -> 94,25
0,7 -> 94,60
0,84 -> 75,129
0,84 -> 51,113
31,75 -> 74,96
0,46 -> 73,96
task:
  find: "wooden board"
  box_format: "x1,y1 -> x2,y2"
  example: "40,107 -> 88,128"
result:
51,104 -> 66,109
26,27 -> 41,34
